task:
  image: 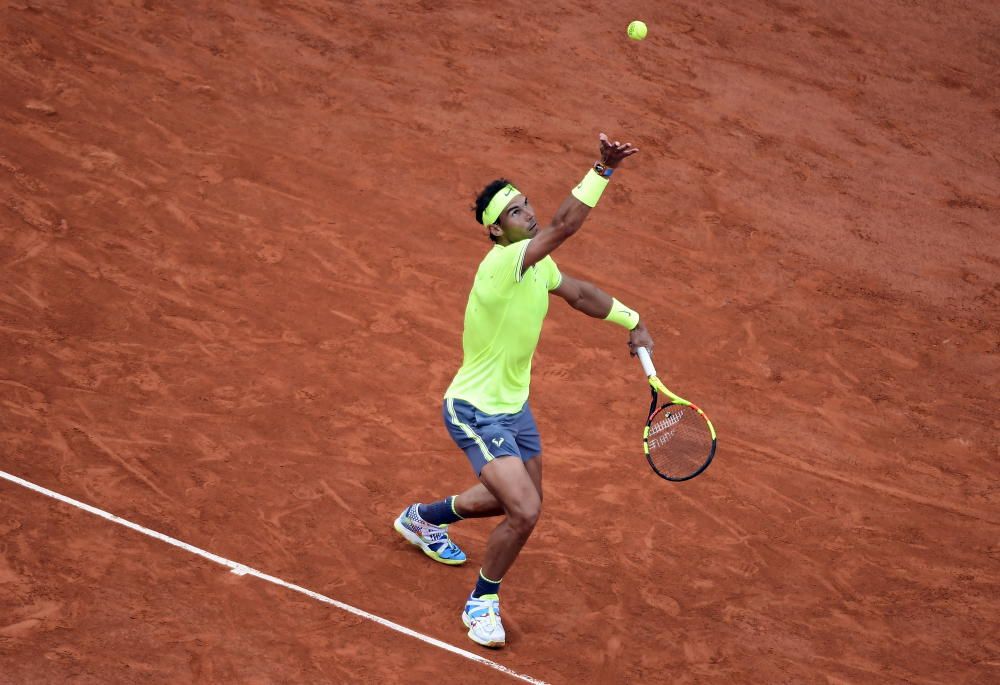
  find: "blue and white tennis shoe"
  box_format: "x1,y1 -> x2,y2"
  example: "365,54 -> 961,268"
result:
462,593 -> 505,648
393,504 -> 467,565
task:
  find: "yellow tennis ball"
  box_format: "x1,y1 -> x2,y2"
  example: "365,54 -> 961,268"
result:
627,20 -> 648,41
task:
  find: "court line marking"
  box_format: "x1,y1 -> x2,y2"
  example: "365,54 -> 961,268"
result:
0,470 -> 549,685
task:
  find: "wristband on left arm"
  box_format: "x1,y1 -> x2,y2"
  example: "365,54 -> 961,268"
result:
605,297 -> 640,330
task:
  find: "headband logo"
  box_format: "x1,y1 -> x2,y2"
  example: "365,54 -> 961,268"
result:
482,183 -> 522,226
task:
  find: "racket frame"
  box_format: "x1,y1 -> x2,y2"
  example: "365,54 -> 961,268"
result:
637,348 -> 718,482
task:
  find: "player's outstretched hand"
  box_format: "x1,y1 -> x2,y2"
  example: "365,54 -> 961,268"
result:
599,133 -> 639,168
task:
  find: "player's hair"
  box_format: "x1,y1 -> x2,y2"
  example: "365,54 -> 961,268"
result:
473,178 -> 514,243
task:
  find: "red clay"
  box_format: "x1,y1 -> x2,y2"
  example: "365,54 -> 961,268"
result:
1,1 -> 998,683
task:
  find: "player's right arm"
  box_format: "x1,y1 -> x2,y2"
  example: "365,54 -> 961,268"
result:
521,133 -> 638,272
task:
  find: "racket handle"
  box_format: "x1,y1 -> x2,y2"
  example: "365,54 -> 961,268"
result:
636,347 -> 657,378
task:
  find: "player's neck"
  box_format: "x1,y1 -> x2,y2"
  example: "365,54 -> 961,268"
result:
496,235 -> 524,248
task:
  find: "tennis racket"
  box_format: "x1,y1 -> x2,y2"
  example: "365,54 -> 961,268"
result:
635,347 -> 717,481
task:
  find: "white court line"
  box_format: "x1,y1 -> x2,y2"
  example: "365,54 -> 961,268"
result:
0,470 -> 549,685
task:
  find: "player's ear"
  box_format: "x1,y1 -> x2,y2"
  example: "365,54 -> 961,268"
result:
488,223 -> 503,239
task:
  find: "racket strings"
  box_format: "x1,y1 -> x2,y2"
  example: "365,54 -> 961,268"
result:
647,405 -> 713,479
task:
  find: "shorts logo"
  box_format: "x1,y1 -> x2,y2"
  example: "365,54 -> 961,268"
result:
492,437 -> 505,448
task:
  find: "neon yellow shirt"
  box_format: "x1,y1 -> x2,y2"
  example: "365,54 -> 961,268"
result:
444,239 -> 562,414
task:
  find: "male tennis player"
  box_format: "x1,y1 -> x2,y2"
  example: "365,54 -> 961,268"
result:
394,133 -> 653,648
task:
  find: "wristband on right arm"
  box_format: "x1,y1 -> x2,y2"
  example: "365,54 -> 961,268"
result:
571,168 -> 610,208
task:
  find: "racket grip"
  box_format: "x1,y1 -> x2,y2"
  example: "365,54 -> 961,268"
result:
636,347 -> 657,378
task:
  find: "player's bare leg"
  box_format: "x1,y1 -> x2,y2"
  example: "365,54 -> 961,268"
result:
461,456 -> 541,647
453,457 -> 542,519
478,457 -> 541,577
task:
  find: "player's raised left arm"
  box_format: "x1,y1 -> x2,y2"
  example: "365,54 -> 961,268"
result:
552,273 -> 654,356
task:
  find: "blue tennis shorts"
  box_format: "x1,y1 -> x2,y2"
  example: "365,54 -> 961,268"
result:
442,398 -> 542,476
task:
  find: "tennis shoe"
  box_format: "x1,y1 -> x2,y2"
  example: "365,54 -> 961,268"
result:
393,504 -> 466,565
462,593 -> 505,648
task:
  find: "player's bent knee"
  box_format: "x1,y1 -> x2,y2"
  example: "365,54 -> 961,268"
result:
507,499 -> 541,536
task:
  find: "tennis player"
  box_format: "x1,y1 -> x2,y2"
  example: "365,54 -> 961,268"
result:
394,133 -> 653,648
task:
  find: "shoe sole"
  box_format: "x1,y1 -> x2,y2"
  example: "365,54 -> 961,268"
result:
393,517 -> 466,566
462,612 -> 505,649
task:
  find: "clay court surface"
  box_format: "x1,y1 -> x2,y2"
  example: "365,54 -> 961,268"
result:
1,1 -> 998,683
